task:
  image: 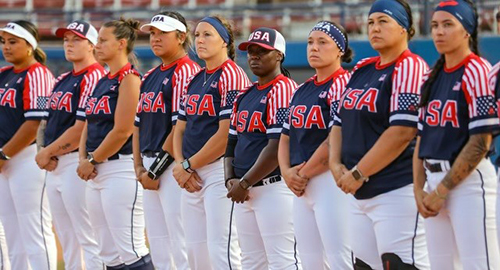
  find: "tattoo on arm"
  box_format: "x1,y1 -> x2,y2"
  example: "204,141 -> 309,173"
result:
441,134 -> 490,190
36,120 -> 47,151
59,143 -> 71,151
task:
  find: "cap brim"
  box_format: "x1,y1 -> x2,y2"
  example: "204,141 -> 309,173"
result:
238,41 -> 275,52
140,23 -> 178,33
55,28 -> 87,40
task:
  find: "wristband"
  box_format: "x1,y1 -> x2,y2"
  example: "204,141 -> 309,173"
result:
147,150 -> 175,180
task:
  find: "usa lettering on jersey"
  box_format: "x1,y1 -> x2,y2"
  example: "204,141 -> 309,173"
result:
0,88 -> 16,108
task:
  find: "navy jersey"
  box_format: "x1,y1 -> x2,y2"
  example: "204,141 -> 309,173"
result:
135,56 -> 200,153
334,50 -> 428,199
0,63 -> 54,147
178,59 -> 251,159
419,54 -> 497,162
283,68 -> 350,167
44,63 -> 106,147
229,74 -> 297,178
85,63 -> 140,155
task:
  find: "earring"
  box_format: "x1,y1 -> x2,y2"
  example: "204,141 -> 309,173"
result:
27,50 -> 32,56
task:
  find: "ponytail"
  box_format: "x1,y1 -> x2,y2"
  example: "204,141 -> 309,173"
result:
280,58 -> 291,78
12,20 -> 46,65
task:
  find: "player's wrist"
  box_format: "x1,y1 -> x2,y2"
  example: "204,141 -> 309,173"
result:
87,152 -> 99,165
351,165 -> 369,182
0,148 -> 11,160
435,184 -> 449,199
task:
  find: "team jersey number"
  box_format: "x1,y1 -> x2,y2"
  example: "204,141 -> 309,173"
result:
0,88 -> 16,108
236,110 -> 266,133
341,88 -> 379,113
425,100 -> 459,128
290,105 -> 326,129
86,96 -> 111,115
49,92 -> 73,112
185,94 -> 216,116
138,92 -> 165,113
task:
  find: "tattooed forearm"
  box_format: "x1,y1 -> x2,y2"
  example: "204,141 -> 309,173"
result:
441,133 -> 491,190
59,143 -> 71,151
36,120 -> 47,151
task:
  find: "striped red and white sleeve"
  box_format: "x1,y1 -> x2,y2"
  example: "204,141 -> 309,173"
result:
328,71 -> 351,128
77,65 -> 106,120
219,61 -> 251,120
171,60 -> 201,125
462,56 -> 498,134
389,54 -> 428,127
266,77 -> 297,139
23,64 -> 54,120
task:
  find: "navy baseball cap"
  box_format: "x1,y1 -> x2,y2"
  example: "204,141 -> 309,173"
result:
55,20 -> 98,45
238,27 -> 286,55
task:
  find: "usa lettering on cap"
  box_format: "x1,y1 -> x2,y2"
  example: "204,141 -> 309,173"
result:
238,27 -> 286,55
55,20 -> 98,45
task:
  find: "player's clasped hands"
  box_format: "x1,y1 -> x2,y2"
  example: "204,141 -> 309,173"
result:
226,179 -> 250,203
76,158 -> 97,181
172,162 -> 202,193
282,162 -> 309,197
415,187 -> 446,218
134,165 -> 160,190
35,147 -> 58,172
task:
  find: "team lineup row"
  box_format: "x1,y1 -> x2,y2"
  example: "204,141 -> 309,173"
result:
0,0 -> 499,269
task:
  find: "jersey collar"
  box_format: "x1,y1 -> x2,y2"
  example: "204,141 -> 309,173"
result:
256,74 -> 285,90
108,62 -> 132,79
313,67 -> 346,86
375,49 -> 411,70
160,55 -> 188,71
444,53 -> 474,73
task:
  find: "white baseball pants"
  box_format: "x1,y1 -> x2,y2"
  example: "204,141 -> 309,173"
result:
350,184 -> 430,270
293,171 -> 352,270
181,159 -> 241,270
46,152 -> 102,269
234,179 -> 300,270
425,158 -> 500,270
0,221 -> 10,270
87,156 -> 149,267
0,144 -> 57,270
142,157 -> 189,270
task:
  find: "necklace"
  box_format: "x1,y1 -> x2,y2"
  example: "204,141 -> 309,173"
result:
203,70 -> 216,87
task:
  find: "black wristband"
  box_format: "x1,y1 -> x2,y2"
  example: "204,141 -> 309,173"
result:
147,150 -> 175,180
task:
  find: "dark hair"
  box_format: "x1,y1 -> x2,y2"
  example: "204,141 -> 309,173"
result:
323,20 -> 354,63
280,57 -> 291,78
420,0 -> 478,107
395,0 -> 416,41
157,11 -> 191,52
211,15 -> 236,61
13,20 -> 46,65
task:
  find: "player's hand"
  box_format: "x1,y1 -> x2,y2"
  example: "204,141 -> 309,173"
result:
139,171 -> 159,191
337,171 -> 363,195
183,172 -> 202,193
422,189 -> 446,216
414,188 -> 438,218
227,180 -> 250,203
44,157 -> 59,172
282,162 -> 309,197
330,163 -> 348,184
35,148 -> 52,170
0,159 -> 5,173
77,159 -> 97,181
225,178 -> 239,190
173,162 -> 192,187
134,165 -> 146,179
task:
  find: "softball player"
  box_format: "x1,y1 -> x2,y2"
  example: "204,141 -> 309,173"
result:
225,27 -> 299,269
0,20 -> 57,270
0,222 -> 10,270
329,0 -> 430,268
172,15 -> 250,270
278,21 -> 352,270
132,11 -> 200,269
414,1 -> 500,269
490,61 -> 500,252
35,20 -> 104,270
76,18 -> 152,269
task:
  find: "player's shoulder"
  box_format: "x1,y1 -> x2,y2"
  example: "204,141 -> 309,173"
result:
0,65 -> 14,74
174,57 -> 201,76
118,63 -> 141,83
221,59 -> 247,78
142,66 -> 160,81
352,57 -> 379,72
277,75 -> 298,89
463,54 -> 491,82
55,71 -> 71,84
27,62 -> 53,77
84,63 -> 106,79
395,50 -> 428,70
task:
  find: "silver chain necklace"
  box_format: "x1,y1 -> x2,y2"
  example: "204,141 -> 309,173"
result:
203,70 -> 216,87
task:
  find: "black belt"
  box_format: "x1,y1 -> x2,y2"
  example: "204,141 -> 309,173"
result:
107,153 -> 130,161
253,175 -> 282,187
424,161 -> 444,173
142,151 -> 159,158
